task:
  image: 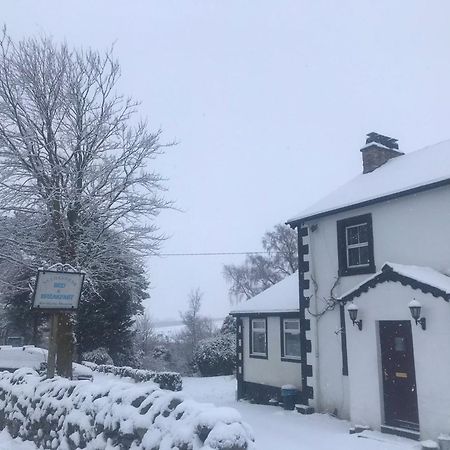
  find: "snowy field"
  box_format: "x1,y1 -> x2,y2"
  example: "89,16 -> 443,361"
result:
182,375 -> 421,450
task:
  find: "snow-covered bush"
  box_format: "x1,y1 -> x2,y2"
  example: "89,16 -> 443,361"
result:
0,368 -> 256,450
194,334 -> 236,377
82,347 -> 114,365
83,361 -> 183,391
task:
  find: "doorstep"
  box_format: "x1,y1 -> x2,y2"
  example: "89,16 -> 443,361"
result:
380,425 -> 420,441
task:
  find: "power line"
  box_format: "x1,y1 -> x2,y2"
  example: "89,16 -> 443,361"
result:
150,251 -> 286,257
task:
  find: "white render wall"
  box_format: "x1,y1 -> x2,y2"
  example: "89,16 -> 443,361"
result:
304,185 -> 450,422
242,316 -> 302,389
345,282 -> 450,439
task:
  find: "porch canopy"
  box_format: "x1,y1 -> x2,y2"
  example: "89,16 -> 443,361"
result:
338,262 -> 450,303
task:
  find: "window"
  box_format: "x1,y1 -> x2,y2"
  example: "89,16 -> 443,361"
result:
250,318 -> 267,358
337,213 -> 375,276
281,318 -> 301,361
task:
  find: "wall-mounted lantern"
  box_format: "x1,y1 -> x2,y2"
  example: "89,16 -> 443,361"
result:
408,299 -> 426,330
347,303 -> 363,330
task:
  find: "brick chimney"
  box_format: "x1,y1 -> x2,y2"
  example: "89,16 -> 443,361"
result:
361,132 -> 404,174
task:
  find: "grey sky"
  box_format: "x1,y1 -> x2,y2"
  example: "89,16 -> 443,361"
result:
3,1 -> 450,320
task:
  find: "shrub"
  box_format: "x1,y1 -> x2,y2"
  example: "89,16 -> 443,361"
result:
82,347 -> 113,365
194,334 -> 236,377
83,361 -> 183,391
0,368 -> 255,450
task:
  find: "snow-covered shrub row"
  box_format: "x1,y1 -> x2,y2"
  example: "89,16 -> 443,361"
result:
83,361 -> 183,391
193,334 -> 236,377
0,368 -> 256,450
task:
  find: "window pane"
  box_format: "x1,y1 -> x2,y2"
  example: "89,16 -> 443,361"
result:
253,330 -> 266,354
252,320 -> 265,330
348,247 -> 360,266
285,332 -> 301,357
358,224 -> 369,243
284,320 -> 299,331
359,245 -> 369,265
347,226 -> 359,245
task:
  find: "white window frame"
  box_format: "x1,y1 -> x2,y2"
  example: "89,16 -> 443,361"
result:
250,318 -> 267,357
282,318 -> 301,360
345,223 -> 370,269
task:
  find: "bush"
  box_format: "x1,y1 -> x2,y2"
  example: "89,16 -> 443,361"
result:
0,368 -> 255,450
194,334 -> 236,377
83,361 -> 183,391
81,347 -> 114,365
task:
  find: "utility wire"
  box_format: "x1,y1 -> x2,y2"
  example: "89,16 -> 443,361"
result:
150,251 -> 287,257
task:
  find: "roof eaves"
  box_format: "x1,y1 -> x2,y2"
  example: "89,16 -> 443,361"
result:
287,177 -> 450,228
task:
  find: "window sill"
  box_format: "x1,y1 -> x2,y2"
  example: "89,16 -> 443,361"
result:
338,264 -> 376,277
281,357 -> 301,363
249,353 -> 268,360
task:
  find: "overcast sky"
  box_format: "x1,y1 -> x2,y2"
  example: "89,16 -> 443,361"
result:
3,1 -> 450,321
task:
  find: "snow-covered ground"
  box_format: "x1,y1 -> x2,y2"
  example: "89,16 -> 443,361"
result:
0,430 -> 36,450
0,371 -> 421,449
182,375 -> 421,450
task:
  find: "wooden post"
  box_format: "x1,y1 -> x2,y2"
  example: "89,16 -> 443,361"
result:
47,313 -> 58,378
56,313 -> 73,378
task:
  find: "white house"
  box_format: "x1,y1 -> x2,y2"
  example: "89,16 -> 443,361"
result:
287,133 -> 450,441
230,273 -> 302,404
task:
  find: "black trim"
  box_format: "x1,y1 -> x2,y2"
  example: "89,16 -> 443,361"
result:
339,304 -> 348,376
236,318 -> 244,399
298,226 -> 314,403
340,263 -> 450,303
337,213 -> 376,277
240,381 -> 304,405
280,316 -> 301,363
249,317 -> 268,359
231,311 -> 299,318
287,178 -> 450,227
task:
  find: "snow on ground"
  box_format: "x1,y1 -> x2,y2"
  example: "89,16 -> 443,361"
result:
0,429 -> 37,450
182,375 -> 421,450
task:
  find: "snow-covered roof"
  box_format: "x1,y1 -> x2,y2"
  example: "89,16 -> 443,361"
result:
339,262 -> 450,302
288,139 -> 450,224
230,272 -> 299,315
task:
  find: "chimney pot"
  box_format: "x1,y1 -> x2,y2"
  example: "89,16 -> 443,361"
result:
361,132 -> 404,173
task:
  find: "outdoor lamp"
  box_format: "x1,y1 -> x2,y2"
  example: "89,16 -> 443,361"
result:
347,303 -> 362,330
408,299 -> 426,330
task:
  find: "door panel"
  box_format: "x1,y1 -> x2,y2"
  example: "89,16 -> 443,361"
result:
379,321 -> 419,430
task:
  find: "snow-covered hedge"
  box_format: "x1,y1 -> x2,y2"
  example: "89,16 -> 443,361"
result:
194,334 -> 236,377
0,368 -> 256,450
83,361 -> 183,391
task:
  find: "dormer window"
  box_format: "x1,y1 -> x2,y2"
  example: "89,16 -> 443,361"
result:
337,214 -> 375,276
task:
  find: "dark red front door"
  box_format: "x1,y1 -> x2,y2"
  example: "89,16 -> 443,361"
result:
379,321 -> 419,431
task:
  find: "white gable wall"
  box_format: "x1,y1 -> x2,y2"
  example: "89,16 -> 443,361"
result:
242,317 -> 302,389
304,184 -> 450,421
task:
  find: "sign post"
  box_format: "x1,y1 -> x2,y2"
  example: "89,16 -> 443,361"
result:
32,264 -> 85,378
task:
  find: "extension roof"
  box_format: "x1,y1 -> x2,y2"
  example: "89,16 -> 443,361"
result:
230,272 -> 299,315
287,139 -> 450,225
339,262 -> 450,303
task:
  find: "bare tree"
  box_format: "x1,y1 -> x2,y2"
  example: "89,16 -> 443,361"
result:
179,288 -> 213,366
0,32 -> 171,376
224,224 -> 298,302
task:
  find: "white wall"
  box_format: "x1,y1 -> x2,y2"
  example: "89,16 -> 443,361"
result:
304,185 -> 450,422
345,282 -> 450,440
242,316 -> 302,389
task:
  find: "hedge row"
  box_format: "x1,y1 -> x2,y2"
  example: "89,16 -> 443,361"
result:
0,368 -> 256,450
83,361 -> 183,391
